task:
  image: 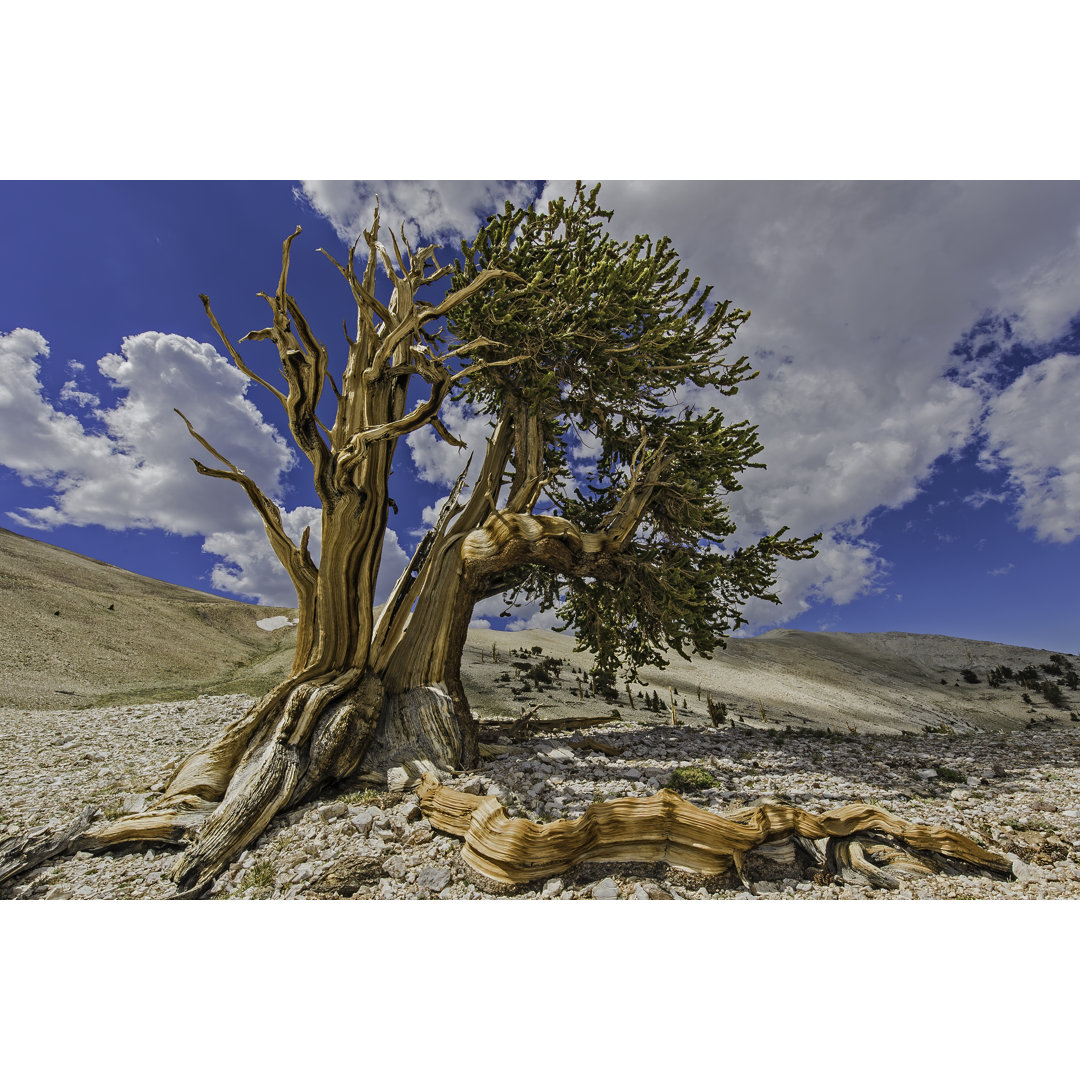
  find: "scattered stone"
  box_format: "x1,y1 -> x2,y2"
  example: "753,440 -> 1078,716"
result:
404,820 -> 434,845
590,877 -> 619,900
382,855 -> 408,881
542,877 -> 563,898
346,807 -> 378,836
3,690 -> 1079,902
416,865 -> 451,893
1009,857 -> 1046,884
640,882 -> 673,900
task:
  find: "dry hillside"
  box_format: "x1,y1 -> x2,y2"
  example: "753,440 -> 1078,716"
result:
0,527 -> 297,708
2,526 -> 1076,735
462,626 -> 1077,736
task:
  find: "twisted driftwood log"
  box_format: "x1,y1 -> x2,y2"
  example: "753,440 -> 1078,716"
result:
417,775 -> 1014,888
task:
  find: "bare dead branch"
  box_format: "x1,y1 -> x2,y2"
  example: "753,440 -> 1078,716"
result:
199,294 -> 287,408
317,247 -> 393,324
430,415 -> 467,448
174,410 -> 317,598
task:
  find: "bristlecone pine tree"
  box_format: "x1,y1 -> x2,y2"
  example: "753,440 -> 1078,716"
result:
1,184 -> 1016,895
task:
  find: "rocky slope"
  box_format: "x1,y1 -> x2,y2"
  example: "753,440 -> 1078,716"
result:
2,688 -> 1077,901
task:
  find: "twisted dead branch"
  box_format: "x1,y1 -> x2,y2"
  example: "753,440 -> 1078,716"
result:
417,775 -> 1015,888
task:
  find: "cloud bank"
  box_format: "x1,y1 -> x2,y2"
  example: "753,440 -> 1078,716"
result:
6,181 -> 1079,638
526,181 -> 1080,630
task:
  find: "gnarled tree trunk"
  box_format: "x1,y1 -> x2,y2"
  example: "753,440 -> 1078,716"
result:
62,213 -> 526,892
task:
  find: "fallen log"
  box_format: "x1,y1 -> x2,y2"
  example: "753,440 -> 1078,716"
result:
417,776 -> 1014,888
483,712 -> 626,738
569,736 -> 621,756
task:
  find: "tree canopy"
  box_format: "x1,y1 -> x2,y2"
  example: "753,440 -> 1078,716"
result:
441,182 -> 818,679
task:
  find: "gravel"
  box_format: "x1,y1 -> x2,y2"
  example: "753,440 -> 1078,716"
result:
3,693 -> 1079,901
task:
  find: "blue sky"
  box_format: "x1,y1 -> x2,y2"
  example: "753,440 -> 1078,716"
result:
2,179 -> 1079,653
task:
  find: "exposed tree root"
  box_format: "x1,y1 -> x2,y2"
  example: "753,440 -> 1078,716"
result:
0,806 -> 99,887
16,671 -> 390,897
417,775 -> 1015,888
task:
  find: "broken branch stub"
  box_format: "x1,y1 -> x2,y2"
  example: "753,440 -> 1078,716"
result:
416,776 -> 1015,887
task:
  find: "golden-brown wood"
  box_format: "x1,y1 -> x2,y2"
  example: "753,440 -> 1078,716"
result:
417,775 -> 1014,887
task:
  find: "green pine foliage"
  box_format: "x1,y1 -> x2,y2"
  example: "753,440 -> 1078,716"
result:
1040,680 -> 1068,709
445,183 -> 818,682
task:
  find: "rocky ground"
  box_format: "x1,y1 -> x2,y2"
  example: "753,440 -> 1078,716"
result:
3,690 -> 1079,900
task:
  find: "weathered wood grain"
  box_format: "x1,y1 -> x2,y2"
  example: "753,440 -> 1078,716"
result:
417,775 -> 1015,887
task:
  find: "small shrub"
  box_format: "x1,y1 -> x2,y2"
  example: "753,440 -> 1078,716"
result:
935,766 -> 966,783
1015,665 -> 1041,689
669,766 -> 720,793
527,663 -> 554,688
960,668 -> 980,684
706,695 -> 728,725
340,788 -> 380,805
1039,680 -> 1067,709
239,860 -> 275,892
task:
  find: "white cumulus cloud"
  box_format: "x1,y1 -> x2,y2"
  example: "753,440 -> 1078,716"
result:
0,328 -> 322,604
980,353 -> 1080,543
289,180 -> 1080,636
296,180 -> 539,250
737,530 -> 889,634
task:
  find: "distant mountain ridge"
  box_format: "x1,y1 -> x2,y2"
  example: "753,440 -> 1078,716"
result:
1,527 -> 1074,732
